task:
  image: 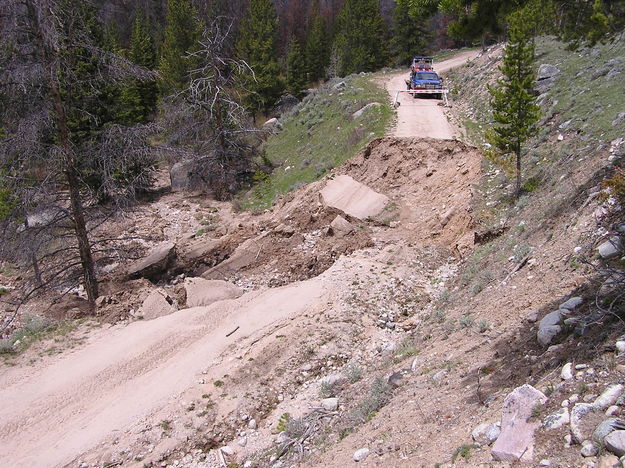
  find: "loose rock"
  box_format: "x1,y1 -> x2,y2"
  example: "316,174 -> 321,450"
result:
353,448 -> 370,462
605,430 -> 625,456
581,440 -> 598,457
594,385 -> 625,410
491,384 -> 547,462
321,398 -> 339,411
543,408 -> 570,430
561,363 -> 574,380
471,422 -> 501,445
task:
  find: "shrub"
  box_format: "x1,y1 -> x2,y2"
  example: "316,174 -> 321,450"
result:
602,167 -> 625,206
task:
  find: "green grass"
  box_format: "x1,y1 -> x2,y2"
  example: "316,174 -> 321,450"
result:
238,74 -> 393,210
1,315 -> 86,358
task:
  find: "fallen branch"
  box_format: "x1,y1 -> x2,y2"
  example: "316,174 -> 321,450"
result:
226,326 -> 239,337
500,255 -> 530,285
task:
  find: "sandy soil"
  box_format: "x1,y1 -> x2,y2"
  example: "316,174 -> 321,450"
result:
386,50 -> 480,139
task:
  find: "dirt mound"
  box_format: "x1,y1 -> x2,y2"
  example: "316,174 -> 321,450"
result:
183,137 -> 481,289
340,137 -> 481,252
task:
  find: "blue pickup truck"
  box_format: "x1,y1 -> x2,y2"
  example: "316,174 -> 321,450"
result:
405,70 -> 444,99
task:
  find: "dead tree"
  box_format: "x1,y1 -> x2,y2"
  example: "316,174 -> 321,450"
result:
161,17 -> 260,200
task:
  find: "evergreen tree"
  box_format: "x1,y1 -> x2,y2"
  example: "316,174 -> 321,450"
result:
237,0 -> 284,116
159,0 -> 202,96
286,38 -> 307,98
304,0 -> 329,82
390,1 -> 431,66
120,11 -> 159,124
334,0 -> 386,76
487,11 -> 540,199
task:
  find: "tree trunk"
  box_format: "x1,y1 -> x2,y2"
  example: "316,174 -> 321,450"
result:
48,63 -> 99,309
66,167 -> 99,307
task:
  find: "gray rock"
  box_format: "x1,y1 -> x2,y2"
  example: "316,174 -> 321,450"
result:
571,403 -> 597,443
137,289 -> 177,320
598,454 -> 621,468
606,430 -> 625,456
321,397 -> 339,411
537,311 -> 563,346
593,418 -> 625,446
472,422 -> 501,445
613,112 -> 625,128
170,160 -> 199,191
491,384 -> 547,462
538,64 -> 561,81
560,297 -> 583,312
581,440 -> 598,457
184,277 -> 243,308
561,363 -> 574,380
127,242 -> 176,280
598,237 -> 623,259
333,81 -> 346,91
595,385 -> 625,410
543,408 -> 570,430
353,448 -> 370,462
538,325 -> 562,346
351,102 -> 381,120
263,117 -> 282,130
535,64 -> 560,93
248,418 -> 257,430
320,373 -> 345,387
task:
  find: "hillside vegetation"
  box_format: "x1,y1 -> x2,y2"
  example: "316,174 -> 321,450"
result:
239,74 -> 393,210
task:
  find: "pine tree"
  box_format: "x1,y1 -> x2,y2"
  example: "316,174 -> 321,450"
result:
237,0 -> 284,117
304,0 -> 329,82
159,0 -> 202,96
286,38 -> 307,98
120,11 -> 159,124
487,11 -> 540,199
334,0 -> 386,76
390,2 -> 431,66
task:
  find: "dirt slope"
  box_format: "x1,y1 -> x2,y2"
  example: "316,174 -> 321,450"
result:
386,49 -> 479,139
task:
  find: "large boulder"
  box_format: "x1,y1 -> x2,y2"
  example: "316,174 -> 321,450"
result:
184,277 -> 243,308
127,242 -> 176,281
137,289 -> 177,320
202,234 -> 267,280
491,384 -> 547,462
320,175 -> 390,221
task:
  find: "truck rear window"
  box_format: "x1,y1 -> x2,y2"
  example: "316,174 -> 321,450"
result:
415,72 -> 439,80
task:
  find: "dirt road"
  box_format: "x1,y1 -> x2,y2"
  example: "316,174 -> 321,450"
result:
0,280 -> 327,467
386,50 -> 479,139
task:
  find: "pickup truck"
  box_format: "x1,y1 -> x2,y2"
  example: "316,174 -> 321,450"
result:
406,70 -> 444,99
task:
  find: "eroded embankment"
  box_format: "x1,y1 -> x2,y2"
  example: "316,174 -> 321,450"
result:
0,137 -> 483,468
